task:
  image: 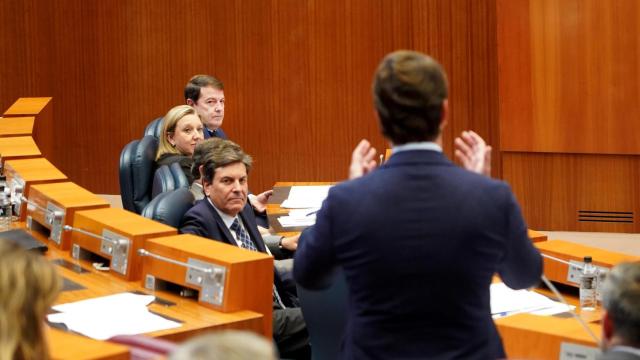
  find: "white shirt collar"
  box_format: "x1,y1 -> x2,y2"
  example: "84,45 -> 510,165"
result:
206,197 -> 237,229
392,141 -> 442,154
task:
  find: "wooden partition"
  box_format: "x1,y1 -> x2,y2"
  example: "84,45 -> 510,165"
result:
497,0 -> 640,231
0,0 -> 499,194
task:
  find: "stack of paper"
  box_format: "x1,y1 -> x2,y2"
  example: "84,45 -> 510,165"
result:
490,283 -> 574,319
48,292 -> 181,340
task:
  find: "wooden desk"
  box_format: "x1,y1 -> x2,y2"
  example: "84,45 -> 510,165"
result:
3,97 -> 52,116
3,97 -> 53,158
70,208 -> 177,281
27,182 -> 111,250
537,240 -> 640,287
11,223 -> 266,343
48,328 -> 129,360
0,116 -> 34,137
0,136 -> 41,165
4,158 -> 68,220
496,313 -> 600,359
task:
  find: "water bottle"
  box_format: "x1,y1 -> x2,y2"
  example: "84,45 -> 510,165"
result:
579,256 -> 597,311
0,191 -> 11,231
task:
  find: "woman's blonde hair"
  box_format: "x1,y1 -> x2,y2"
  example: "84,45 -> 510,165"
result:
156,105 -> 201,160
0,240 -> 61,360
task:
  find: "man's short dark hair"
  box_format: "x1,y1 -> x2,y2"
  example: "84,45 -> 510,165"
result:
602,262 -> 640,347
185,75 -> 224,103
191,138 -> 223,180
201,139 -> 253,184
373,50 -> 448,144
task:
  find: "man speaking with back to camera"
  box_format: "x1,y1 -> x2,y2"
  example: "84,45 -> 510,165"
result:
294,50 -> 543,359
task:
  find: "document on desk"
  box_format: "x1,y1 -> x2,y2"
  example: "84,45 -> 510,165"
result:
47,292 -> 181,340
278,208 -> 319,227
280,185 -> 332,209
490,283 -> 573,319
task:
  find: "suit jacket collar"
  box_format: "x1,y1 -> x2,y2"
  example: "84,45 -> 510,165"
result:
384,148 -> 453,169
201,199 -> 268,253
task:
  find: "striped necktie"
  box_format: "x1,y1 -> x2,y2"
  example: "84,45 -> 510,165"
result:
230,217 -> 286,308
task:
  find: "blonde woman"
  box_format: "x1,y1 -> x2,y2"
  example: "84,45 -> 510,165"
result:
0,240 -> 61,360
156,105 -> 205,184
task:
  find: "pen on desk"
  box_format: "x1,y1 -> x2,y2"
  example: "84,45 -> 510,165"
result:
305,210 -> 319,216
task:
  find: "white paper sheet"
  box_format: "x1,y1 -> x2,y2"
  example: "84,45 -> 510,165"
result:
48,292 -> 181,340
280,185 -> 332,209
490,283 -> 573,319
277,208 -> 319,227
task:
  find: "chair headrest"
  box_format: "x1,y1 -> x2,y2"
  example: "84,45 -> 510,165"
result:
119,135 -> 159,214
144,117 -> 164,139
141,188 -> 195,228
151,162 -> 190,199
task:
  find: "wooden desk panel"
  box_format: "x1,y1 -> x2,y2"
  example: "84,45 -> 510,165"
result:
3,97 -> 52,116
9,223 -> 266,344
48,328 -> 129,360
0,116 -> 34,137
537,240 -> 640,287
3,97 -> 54,159
28,182 -> 111,249
0,136 -> 41,164
70,208 -> 177,281
496,313 -> 599,359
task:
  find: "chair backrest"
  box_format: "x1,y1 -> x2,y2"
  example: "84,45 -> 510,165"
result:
151,162 -> 190,199
297,270 -> 348,360
144,117 -> 163,139
141,188 -> 195,228
119,135 -> 159,214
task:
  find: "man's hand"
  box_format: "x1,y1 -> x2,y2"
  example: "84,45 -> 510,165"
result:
454,130 -> 492,177
280,234 -> 299,251
349,139 -> 378,179
248,190 -> 273,213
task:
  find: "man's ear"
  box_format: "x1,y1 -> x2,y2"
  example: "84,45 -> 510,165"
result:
439,99 -> 449,131
186,98 -> 195,106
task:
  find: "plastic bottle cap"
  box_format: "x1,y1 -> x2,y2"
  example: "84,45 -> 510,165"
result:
584,256 -> 592,263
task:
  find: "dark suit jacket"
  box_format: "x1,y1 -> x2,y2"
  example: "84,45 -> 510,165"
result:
294,150 -> 543,360
179,198 -> 296,307
203,127 -> 227,139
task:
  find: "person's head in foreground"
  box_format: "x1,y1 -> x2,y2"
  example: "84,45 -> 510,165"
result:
169,330 -> 276,360
600,261 -> 640,352
0,240 -> 61,360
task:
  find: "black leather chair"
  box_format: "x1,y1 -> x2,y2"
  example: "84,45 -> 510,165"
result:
297,270 -> 348,360
144,117 -> 163,139
119,135 -> 159,214
151,162 -> 190,199
141,188 -> 195,228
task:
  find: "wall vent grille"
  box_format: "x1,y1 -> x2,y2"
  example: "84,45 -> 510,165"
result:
577,210 -> 634,223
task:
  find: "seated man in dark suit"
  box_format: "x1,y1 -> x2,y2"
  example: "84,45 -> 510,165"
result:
598,262 -> 640,360
185,74 -> 228,139
294,50 -> 543,359
179,139 -> 309,359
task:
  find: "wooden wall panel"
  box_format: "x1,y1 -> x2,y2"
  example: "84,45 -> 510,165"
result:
498,0 -> 640,154
0,0 -> 499,194
503,153 -> 640,232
